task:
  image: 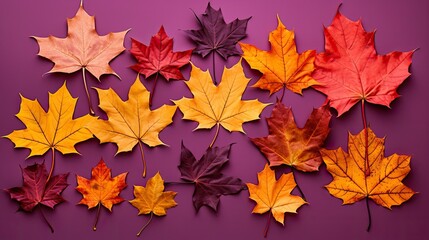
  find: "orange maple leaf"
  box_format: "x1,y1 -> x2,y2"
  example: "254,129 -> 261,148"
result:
239,16 -> 317,99
33,2 -> 128,114
322,128 -> 415,230
247,164 -> 306,237
76,159 -> 127,231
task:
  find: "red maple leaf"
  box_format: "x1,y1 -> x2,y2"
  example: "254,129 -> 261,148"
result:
312,10 -> 414,116
130,26 -> 192,105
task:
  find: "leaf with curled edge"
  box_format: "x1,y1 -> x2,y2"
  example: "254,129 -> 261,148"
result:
321,128 -> 415,209
178,142 -> 246,211
312,10 -> 414,116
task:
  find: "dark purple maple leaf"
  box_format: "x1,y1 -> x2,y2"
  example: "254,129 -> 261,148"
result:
178,142 -> 246,211
6,162 -> 69,211
186,3 -> 251,59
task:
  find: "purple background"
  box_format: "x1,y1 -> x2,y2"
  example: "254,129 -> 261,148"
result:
0,0 -> 427,239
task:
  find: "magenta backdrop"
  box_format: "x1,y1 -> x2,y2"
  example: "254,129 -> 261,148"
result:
0,0 -> 427,239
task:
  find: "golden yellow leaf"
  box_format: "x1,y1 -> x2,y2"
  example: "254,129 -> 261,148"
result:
129,172 -> 177,236
322,128 -> 415,209
247,164 -> 306,237
89,75 -> 176,177
239,16 -> 317,96
76,159 -> 127,230
173,61 -> 268,146
5,83 -> 96,180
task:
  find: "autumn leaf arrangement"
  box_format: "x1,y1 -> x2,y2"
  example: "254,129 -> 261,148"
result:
3,1 -> 416,238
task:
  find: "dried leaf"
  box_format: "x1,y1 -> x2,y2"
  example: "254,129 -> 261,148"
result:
251,101 -> 331,172
173,61 -> 268,147
240,16 -> 317,96
247,164 -> 306,237
6,162 -> 68,232
130,26 -> 192,81
312,10 -> 414,116
178,142 -> 246,211
6,162 -> 68,212
186,3 -> 250,59
33,2 -> 127,80
33,2 -> 128,114
88,75 -> 176,177
322,128 -> 415,208
129,172 -> 177,236
76,159 -> 127,230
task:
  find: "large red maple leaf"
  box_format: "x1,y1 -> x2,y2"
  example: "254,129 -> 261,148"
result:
312,10 -> 414,116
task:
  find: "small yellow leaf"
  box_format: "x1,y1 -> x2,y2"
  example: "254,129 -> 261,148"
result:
129,172 -> 177,216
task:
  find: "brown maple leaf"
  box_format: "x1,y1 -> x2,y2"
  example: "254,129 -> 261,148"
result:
33,2 -> 128,114
322,128 -> 415,231
76,159 -> 127,231
251,101 -> 331,172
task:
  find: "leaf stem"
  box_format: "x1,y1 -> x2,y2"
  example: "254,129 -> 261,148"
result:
82,67 -> 95,115
93,202 -> 101,231
291,167 -> 306,201
263,212 -> 271,238
39,205 -> 54,233
47,148 -> 55,183
164,181 -> 195,185
137,212 -> 153,237
209,123 -> 220,148
280,85 -> 286,102
149,72 -> 159,107
361,100 -> 370,176
138,141 -> 147,178
366,197 -> 372,232
212,51 -> 217,85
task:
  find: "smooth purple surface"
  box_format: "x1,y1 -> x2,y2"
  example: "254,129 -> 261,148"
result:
0,0 -> 427,239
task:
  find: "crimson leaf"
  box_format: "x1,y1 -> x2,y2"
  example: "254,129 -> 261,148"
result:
178,142 -> 246,211
6,162 -> 68,211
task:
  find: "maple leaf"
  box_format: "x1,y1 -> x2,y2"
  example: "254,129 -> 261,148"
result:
312,10 -> 414,116
76,159 -> 127,231
247,164 -> 306,237
129,172 -> 177,236
178,142 -> 246,211
5,82 -> 96,181
88,75 -> 176,177
186,3 -> 251,83
173,61 -> 268,147
321,128 -> 415,230
33,2 -> 128,114
130,26 -> 192,106
6,162 -> 68,232
251,101 -> 331,172
240,16 -> 317,98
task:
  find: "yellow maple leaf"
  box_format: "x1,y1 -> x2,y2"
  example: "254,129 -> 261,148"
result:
130,172 -> 177,236
173,61 -> 268,147
5,82 -> 95,180
33,2 -> 128,114
76,159 -> 127,230
322,127 -> 415,208
239,16 -> 317,98
89,75 -> 176,177
247,164 -> 306,237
